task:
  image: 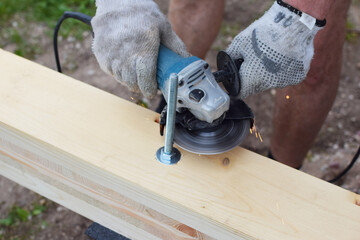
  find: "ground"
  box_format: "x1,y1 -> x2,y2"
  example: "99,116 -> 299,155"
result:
0,0 -> 359,239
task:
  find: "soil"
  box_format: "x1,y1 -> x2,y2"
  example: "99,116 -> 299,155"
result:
1,0 -> 359,239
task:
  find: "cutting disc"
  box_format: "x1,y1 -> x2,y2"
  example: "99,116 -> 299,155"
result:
174,119 -> 250,155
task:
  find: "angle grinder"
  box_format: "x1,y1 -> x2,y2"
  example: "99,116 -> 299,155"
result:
157,45 -> 254,155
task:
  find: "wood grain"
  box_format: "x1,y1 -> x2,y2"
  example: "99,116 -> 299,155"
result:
0,49 -> 359,240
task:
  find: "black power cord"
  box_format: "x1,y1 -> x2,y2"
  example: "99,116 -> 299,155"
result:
328,146 -> 360,183
53,12 -> 360,184
54,11 -> 92,73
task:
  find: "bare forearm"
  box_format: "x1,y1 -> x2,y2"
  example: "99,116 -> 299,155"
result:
284,0 -> 335,19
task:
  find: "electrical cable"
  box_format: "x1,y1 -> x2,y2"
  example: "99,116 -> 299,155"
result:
328,146 -> 360,183
53,12 -> 360,184
54,11 -> 92,73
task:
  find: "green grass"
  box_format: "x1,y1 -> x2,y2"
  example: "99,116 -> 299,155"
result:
0,200 -> 48,240
0,204 -> 46,227
0,0 -> 95,29
0,0 -> 95,37
345,19 -> 359,43
137,100 -> 149,109
0,206 -> 29,227
6,28 -> 42,58
0,0 -> 95,58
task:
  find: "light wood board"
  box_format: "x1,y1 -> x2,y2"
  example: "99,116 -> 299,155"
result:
0,49 -> 359,240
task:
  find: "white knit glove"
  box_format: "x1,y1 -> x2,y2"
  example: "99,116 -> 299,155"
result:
227,2 -> 322,99
92,0 -> 189,98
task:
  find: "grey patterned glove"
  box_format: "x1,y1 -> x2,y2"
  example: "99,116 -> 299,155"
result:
92,0 -> 189,98
227,2 -> 322,99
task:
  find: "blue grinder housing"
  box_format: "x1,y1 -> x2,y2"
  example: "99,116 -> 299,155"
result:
156,45 -> 200,93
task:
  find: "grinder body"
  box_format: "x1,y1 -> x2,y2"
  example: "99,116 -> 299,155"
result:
156,45 -> 230,123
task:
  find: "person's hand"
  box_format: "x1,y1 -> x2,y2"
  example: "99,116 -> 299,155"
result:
226,1 -> 323,99
92,0 -> 189,98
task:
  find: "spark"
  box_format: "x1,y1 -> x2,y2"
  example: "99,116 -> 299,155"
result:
286,95 -> 290,100
254,124 -> 258,138
250,122 -> 263,143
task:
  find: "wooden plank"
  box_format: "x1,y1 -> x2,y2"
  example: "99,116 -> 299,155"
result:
0,48 -> 359,240
0,144 -> 210,240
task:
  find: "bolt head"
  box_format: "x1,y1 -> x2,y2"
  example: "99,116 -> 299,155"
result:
156,147 -> 181,165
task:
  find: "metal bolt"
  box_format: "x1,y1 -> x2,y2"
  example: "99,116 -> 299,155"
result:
156,73 -> 181,165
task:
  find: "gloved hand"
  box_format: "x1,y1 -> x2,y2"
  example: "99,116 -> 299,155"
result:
227,1 -> 323,99
92,0 -> 189,98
